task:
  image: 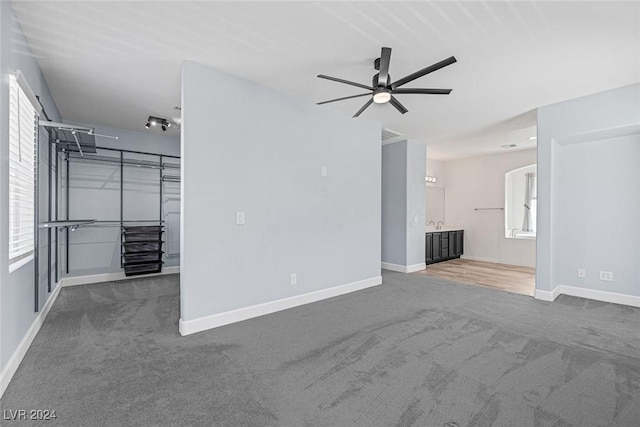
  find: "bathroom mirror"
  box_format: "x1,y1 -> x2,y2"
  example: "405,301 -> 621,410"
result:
426,187 -> 445,225
505,164 -> 537,239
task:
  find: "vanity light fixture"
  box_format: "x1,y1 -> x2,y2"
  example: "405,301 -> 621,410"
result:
145,116 -> 171,131
425,176 -> 437,183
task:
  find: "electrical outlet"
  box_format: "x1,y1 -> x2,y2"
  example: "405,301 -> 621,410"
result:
577,268 -> 586,278
599,271 -> 613,282
290,273 -> 297,285
321,166 -> 327,177
236,211 -> 245,225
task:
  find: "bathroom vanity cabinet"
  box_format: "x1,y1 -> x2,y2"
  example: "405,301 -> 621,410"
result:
426,230 -> 464,265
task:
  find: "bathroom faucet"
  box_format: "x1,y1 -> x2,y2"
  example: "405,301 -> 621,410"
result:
436,221 -> 444,230
428,220 -> 435,226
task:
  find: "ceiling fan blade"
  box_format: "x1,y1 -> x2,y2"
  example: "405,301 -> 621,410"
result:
353,99 -> 373,117
389,96 -> 408,114
317,93 -> 372,105
377,47 -> 392,87
390,56 -> 457,89
317,74 -> 373,91
391,88 -> 452,95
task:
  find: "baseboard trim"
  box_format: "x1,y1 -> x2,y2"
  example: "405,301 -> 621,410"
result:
59,266 -> 180,287
0,283 -> 62,399
460,255 -> 535,269
534,287 -> 560,302
381,262 -> 426,273
179,275 -> 382,336
537,284 -> 640,308
460,255 -> 499,263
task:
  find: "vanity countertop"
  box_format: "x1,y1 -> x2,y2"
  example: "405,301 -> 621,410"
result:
425,226 -> 463,233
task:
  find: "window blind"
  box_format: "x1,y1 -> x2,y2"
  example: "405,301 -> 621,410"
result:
9,73 -> 38,263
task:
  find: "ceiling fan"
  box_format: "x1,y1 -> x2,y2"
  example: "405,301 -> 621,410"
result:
317,47 -> 456,117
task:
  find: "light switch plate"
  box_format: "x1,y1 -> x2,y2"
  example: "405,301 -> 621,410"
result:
236,211 -> 245,225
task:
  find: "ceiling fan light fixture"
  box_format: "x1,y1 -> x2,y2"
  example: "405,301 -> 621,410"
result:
373,90 -> 391,104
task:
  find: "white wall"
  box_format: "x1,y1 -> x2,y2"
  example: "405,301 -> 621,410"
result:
426,158 -> 445,187
381,140 -> 426,271
537,83 -> 640,301
381,142 -> 407,266
406,140 -> 427,267
180,62 -> 381,333
444,149 -> 537,267
555,135 -> 639,294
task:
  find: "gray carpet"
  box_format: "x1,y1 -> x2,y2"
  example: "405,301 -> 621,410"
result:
2,271 -> 640,426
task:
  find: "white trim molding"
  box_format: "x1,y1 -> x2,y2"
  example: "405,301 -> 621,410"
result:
179,276 -> 382,336
534,287 -> 560,302
381,262 -> 426,273
460,255 -> 499,263
59,266 -> 180,287
535,284 -> 640,308
0,283 -> 62,398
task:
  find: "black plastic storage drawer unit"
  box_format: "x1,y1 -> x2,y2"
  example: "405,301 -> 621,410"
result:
121,225 -> 164,276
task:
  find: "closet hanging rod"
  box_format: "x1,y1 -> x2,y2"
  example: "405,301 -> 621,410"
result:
95,145 -> 180,159
83,221 -> 165,228
39,219 -> 96,229
92,220 -> 165,223
474,208 -> 504,211
65,152 -> 180,169
65,153 -> 159,168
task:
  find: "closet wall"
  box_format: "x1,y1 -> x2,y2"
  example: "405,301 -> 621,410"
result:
58,123 -> 180,278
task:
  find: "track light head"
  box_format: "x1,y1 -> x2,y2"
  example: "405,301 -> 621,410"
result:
145,116 -> 172,132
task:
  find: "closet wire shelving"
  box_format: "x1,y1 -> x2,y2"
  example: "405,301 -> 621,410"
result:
39,132 -> 182,307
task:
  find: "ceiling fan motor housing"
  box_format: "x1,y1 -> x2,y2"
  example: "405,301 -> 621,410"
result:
373,73 -> 391,88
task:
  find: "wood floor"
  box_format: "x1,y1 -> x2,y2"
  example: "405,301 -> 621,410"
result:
417,258 -> 535,296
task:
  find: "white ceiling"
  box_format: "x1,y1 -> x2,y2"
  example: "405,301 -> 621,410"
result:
12,1 -> 640,160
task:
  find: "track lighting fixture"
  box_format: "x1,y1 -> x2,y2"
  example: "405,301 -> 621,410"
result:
145,116 -> 171,132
